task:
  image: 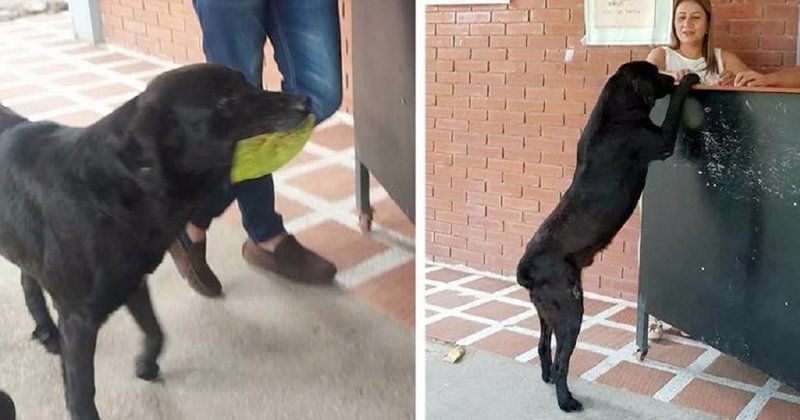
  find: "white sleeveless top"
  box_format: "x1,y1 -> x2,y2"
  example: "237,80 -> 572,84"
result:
661,46 -> 724,85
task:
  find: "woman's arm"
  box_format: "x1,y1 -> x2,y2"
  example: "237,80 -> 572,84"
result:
735,67 -> 800,88
721,50 -> 750,74
716,50 -> 751,86
646,47 -> 667,70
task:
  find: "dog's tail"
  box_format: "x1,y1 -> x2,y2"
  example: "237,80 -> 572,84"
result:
0,103 -> 28,137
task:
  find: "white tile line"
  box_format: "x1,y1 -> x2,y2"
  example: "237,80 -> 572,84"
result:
651,348 -> 721,402
425,265 -> 444,274
1,92 -> 60,106
424,279 -> 531,309
0,69 -> 84,88
0,59 -> 133,117
579,304 -> 628,330
336,112 -> 354,126
360,226 -> 415,252
425,261 -> 799,417
431,301 -> 621,362
0,41 -> 161,115
514,348 -> 540,363
736,378 -> 782,420
775,391 -> 800,405
336,246 -> 414,288
579,342 -> 640,382
423,260 -> 637,307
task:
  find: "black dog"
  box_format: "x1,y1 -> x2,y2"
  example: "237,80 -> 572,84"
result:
516,61 -> 699,412
0,64 -> 310,420
0,390 -> 14,420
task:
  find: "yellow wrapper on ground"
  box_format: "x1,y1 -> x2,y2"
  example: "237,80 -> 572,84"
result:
230,115 -> 315,183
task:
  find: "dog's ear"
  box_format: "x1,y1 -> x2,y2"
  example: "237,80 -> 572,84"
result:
107,96 -> 171,198
129,95 -> 185,157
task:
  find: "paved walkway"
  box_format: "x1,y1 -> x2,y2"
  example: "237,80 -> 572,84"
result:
425,262 -> 800,419
427,341 -> 712,420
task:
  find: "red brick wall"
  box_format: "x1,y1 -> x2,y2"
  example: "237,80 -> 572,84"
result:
98,0 -> 354,113
426,0 -> 799,300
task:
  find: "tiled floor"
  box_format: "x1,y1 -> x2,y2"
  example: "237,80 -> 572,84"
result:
0,12 -> 415,327
425,262 -> 800,419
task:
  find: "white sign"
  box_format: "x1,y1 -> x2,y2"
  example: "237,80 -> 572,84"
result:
584,0 -> 672,46
595,0 -> 655,28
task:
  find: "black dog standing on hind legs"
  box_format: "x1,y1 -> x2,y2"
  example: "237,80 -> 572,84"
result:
516,61 -> 700,412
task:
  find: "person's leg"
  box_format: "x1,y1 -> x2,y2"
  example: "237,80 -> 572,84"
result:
169,0 -> 272,296
265,0 -> 343,123
189,0 -> 272,234
192,0 -> 269,87
237,0 -> 343,246
193,0 -> 287,247
239,0 -> 341,283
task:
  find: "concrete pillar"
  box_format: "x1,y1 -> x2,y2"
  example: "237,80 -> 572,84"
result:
66,0 -> 103,44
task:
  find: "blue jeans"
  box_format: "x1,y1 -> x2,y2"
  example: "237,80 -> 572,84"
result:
190,0 -> 342,242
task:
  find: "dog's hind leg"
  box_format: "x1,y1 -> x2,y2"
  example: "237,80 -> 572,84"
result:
58,308 -> 101,420
520,255 -> 557,385
538,315 -> 554,384
551,277 -> 585,413
125,279 -> 164,381
20,272 -> 60,354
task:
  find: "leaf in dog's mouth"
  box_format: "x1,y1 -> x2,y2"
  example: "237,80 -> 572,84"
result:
230,115 -> 315,183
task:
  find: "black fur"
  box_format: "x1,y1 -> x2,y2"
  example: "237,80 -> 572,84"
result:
0,63 -> 310,420
0,390 -> 14,420
516,61 -> 699,412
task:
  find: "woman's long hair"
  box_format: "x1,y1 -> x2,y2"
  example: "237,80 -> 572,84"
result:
671,0 -> 718,75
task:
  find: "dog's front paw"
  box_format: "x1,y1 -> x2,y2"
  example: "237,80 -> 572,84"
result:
542,368 -> 553,384
31,325 -> 60,354
135,359 -> 160,381
558,396 -> 584,413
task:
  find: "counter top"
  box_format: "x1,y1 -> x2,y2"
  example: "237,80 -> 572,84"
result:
693,84 -> 800,94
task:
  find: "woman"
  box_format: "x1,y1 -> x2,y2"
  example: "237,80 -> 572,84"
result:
647,0 -> 750,86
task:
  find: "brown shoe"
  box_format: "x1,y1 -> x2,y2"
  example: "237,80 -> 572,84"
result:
242,235 -> 337,284
167,231 -> 223,297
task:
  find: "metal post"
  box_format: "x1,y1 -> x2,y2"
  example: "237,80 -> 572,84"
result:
355,155 -> 373,232
635,291 -> 649,361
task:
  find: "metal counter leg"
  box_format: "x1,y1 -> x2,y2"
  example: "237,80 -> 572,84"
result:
636,293 -> 649,361
355,157 -> 374,232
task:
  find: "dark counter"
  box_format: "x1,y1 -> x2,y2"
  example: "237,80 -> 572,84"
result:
639,87 -> 800,389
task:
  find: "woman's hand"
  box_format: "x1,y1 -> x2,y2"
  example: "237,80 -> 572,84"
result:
734,70 -> 771,87
715,70 -> 735,86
